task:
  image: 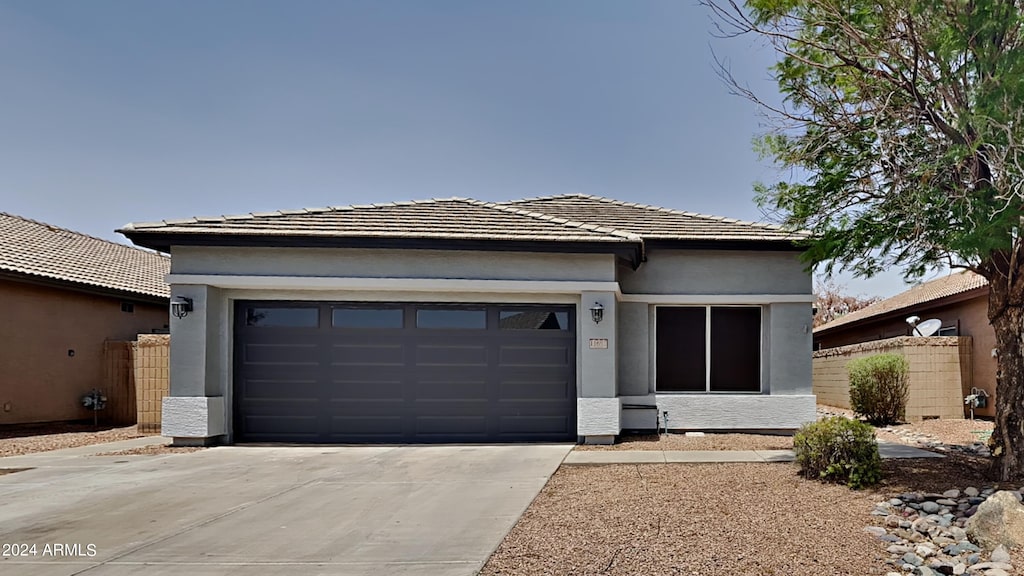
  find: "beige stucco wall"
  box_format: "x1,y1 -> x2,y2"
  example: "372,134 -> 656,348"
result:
813,336 -> 970,421
0,278 -> 168,425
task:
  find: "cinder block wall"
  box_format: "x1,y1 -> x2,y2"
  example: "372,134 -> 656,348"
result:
812,336 -> 971,421
133,334 -> 170,433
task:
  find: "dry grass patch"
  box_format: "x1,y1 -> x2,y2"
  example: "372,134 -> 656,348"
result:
575,433 -> 793,451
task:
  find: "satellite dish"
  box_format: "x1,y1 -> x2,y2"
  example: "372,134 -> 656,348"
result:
915,318 -> 942,336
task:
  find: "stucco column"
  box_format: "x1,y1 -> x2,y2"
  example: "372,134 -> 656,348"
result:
578,291 -> 619,443
163,284 -> 226,444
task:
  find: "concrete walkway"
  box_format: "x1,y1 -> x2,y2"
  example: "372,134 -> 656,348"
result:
563,440 -> 943,465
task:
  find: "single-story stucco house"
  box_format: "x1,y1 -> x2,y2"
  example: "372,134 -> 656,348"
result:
119,194 -> 816,445
1,212 -> 169,425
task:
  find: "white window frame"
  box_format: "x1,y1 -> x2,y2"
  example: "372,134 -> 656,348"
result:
653,304 -> 764,394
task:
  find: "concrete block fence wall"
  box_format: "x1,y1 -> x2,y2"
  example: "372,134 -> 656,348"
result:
133,334 -> 170,433
812,336 -> 971,421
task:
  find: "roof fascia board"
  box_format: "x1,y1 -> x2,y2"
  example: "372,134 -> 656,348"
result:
643,239 -> 806,252
165,274 -> 622,296
619,293 -> 813,304
124,232 -> 642,260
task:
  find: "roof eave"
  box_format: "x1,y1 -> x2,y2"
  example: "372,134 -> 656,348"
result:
813,285 -> 990,336
643,238 -> 808,251
0,270 -> 169,305
120,230 -> 645,262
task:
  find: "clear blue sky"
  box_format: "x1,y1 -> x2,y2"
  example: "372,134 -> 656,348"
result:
0,0 -> 918,297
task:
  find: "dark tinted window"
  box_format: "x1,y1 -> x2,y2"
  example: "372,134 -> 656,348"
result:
333,308 -> 403,329
499,310 -> 570,330
416,309 -> 486,329
710,307 -> 761,392
656,307 -> 706,392
245,307 -> 319,328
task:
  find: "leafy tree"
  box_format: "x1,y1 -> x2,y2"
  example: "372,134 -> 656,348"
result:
705,0 -> 1024,479
814,279 -> 880,327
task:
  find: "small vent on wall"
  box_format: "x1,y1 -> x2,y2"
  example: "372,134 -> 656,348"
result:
121,302 -> 135,313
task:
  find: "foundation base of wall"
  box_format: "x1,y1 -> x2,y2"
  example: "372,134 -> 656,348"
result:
654,394 -> 817,430
162,396 -> 225,438
171,436 -> 224,447
583,434 -> 616,445
577,397 -> 621,436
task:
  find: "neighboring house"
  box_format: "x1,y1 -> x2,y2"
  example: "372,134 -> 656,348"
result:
0,213 -> 170,425
119,194 -> 815,445
813,271 -> 993,418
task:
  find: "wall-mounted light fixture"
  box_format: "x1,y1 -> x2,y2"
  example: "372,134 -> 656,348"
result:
171,296 -> 194,319
589,302 -> 605,324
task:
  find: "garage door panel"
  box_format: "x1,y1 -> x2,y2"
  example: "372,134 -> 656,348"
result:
331,344 -> 406,366
328,380 -> 405,400
329,415 -> 405,437
414,345 -> 488,366
414,415 -> 488,436
241,343 -> 320,365
498,379 -> 573,400
234,301 -> 576,443
240,379 -> 320,400
499,415 -> 572,435
499,345 -> 571,367
413,379 -> 488,400
241,414 -> 319,436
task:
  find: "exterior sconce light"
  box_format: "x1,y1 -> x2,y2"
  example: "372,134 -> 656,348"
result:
589,302 -> 605,324
171,296 -> 194,319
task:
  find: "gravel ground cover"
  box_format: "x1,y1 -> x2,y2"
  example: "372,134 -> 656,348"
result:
0,424 -> 147,457
93,444 -> 205,456
818,404 -> 994,451
482,453 -> 1018,576
482,462 -> 886,575
575,433 -> 793,451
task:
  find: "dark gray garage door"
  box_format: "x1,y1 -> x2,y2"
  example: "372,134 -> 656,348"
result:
234,301 -> 576,443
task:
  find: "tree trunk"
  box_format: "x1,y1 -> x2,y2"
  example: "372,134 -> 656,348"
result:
988,280 -> 1024,481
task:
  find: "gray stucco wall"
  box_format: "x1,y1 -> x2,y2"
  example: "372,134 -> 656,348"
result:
616,302 -> 650,396
615,249 -> 813,398
767,302 -> 814,394
168,284 -> 225,398
171,246 -> 616,282
618,249 -> 809,295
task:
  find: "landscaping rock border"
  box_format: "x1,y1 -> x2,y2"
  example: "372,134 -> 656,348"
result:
868,487 -> 1023,575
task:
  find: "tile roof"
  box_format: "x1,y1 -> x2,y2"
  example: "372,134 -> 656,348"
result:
814,271 -> 988,334
0,212 -> 170,299
499,194 -> 810,241
120,198 -> 638,243
121,194 -> 806,247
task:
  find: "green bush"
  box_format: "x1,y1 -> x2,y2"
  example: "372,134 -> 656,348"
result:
793,417 -> 882,489
848,353 -> 909,425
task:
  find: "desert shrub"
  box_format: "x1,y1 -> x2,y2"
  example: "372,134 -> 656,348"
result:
848,353 -> 909,425
793,417 -> 882,489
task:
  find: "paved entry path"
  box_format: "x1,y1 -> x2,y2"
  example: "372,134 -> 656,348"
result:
0,444 -> 572,576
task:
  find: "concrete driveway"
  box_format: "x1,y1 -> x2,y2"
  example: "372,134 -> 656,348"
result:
0,443 -> 572,576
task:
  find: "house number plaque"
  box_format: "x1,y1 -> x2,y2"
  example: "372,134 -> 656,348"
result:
588,338 -> 609,349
